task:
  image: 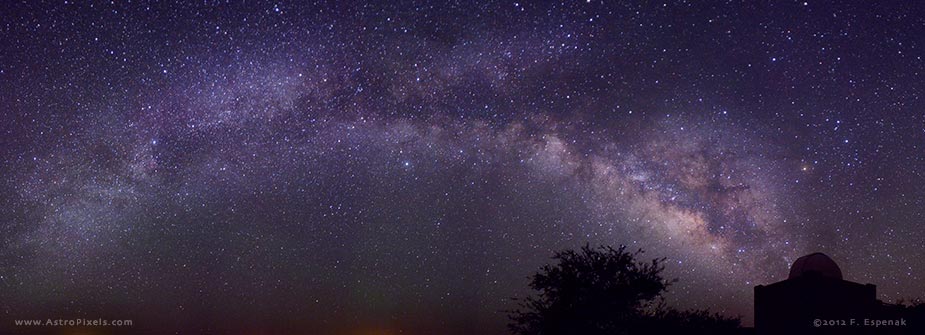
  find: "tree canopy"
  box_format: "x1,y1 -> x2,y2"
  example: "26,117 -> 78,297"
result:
508,244 -> 740,335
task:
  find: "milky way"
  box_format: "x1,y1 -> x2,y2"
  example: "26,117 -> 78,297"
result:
1,1 -> 924,334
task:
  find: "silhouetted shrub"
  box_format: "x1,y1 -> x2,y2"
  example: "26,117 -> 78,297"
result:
508,244 -> 740,335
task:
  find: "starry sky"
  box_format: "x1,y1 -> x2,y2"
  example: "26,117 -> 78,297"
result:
1,1 -> 923,334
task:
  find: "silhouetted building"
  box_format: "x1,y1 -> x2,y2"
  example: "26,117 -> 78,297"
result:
754,252 -> 917,334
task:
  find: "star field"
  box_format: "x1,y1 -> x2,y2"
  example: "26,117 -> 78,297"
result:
1,1 -> 923,334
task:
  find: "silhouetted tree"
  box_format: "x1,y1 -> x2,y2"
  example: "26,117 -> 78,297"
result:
886,298 -> 925,332
508,244 -> 740,335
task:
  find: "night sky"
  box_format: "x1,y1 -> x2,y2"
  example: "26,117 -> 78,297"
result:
1,1 -> 923,334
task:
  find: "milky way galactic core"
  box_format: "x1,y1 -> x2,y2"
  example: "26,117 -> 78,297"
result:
1,1 -> 923,334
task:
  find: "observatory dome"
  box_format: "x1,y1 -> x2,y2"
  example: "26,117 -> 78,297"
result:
788,252 -> 843,280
